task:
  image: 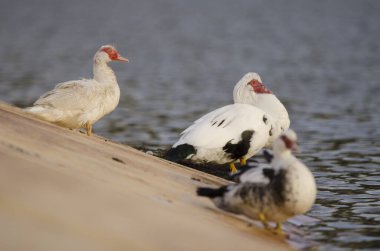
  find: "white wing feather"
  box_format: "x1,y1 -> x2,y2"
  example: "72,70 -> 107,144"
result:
33,79 -> 102,112
237,164 -> 272,185
174,103 -> 272,149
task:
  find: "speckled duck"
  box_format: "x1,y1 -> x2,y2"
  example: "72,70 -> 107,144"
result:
197,129 -> 317,234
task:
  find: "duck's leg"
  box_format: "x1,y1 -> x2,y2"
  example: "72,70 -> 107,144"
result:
274,222 -> 283,235
85,122 -> 92,136
229,163 -> 238,174
258,212 -> 270,230
240,157 -> 247,166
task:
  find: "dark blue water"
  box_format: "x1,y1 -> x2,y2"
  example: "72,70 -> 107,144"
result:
1,0 -> 380,249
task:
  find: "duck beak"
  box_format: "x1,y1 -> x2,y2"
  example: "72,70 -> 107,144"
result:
115,55 -> 129,62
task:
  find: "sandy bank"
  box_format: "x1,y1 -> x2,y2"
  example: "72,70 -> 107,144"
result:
0,102 -> 291,251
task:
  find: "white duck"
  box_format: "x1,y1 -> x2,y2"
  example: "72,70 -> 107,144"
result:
166,72 -> 289,173
24,45 -> 128,136
197,129 -> 317,234
233,72 -> 290,146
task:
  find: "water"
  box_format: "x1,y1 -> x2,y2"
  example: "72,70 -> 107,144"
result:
1,0 -> 380,249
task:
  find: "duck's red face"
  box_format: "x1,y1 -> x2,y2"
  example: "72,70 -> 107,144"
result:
280,135 -> 298,151
248,79 -> 272,94
101,46 -> 129,62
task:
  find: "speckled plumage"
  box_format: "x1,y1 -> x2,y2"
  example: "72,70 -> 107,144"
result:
197,130 -> 317,232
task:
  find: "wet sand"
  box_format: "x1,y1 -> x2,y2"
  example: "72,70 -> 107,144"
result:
0,102 -> 291,251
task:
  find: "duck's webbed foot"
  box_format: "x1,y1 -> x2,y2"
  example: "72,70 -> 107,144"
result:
258,212 -> 270,230
274,222 -> 283,235
229,163 -> 238,174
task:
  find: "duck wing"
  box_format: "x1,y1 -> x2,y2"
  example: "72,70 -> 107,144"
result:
174,104 -> 272,150
33,79 -> 101,112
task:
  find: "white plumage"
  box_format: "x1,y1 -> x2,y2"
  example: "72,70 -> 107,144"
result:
233,72 -> 290,146
24,45 -> 128,136
174,103 -> 274,164
197,130 -> 317,234
167,72 -> 289,173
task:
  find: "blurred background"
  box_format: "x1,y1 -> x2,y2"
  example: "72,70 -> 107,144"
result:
1,0 -> 379,250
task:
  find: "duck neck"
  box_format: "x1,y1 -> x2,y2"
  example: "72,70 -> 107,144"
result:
93,60 -> 117,84
234,88 -> 286,120
272,149 -> 293,167
254,94 -> 290,132
253,94 -> 283,117
233,85 -> 258,104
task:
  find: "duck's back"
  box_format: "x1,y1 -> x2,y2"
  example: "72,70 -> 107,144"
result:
26,79 -> 116,128
170,103 -> 273,164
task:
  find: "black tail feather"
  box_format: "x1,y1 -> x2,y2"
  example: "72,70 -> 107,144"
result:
196,186 -> 228,198
165,144 -> 196,162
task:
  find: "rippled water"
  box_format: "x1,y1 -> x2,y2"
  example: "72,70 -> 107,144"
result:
1,0 -> 379,249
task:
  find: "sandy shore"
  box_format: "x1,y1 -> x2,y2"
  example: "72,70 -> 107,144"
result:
0,102 -> 291,251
